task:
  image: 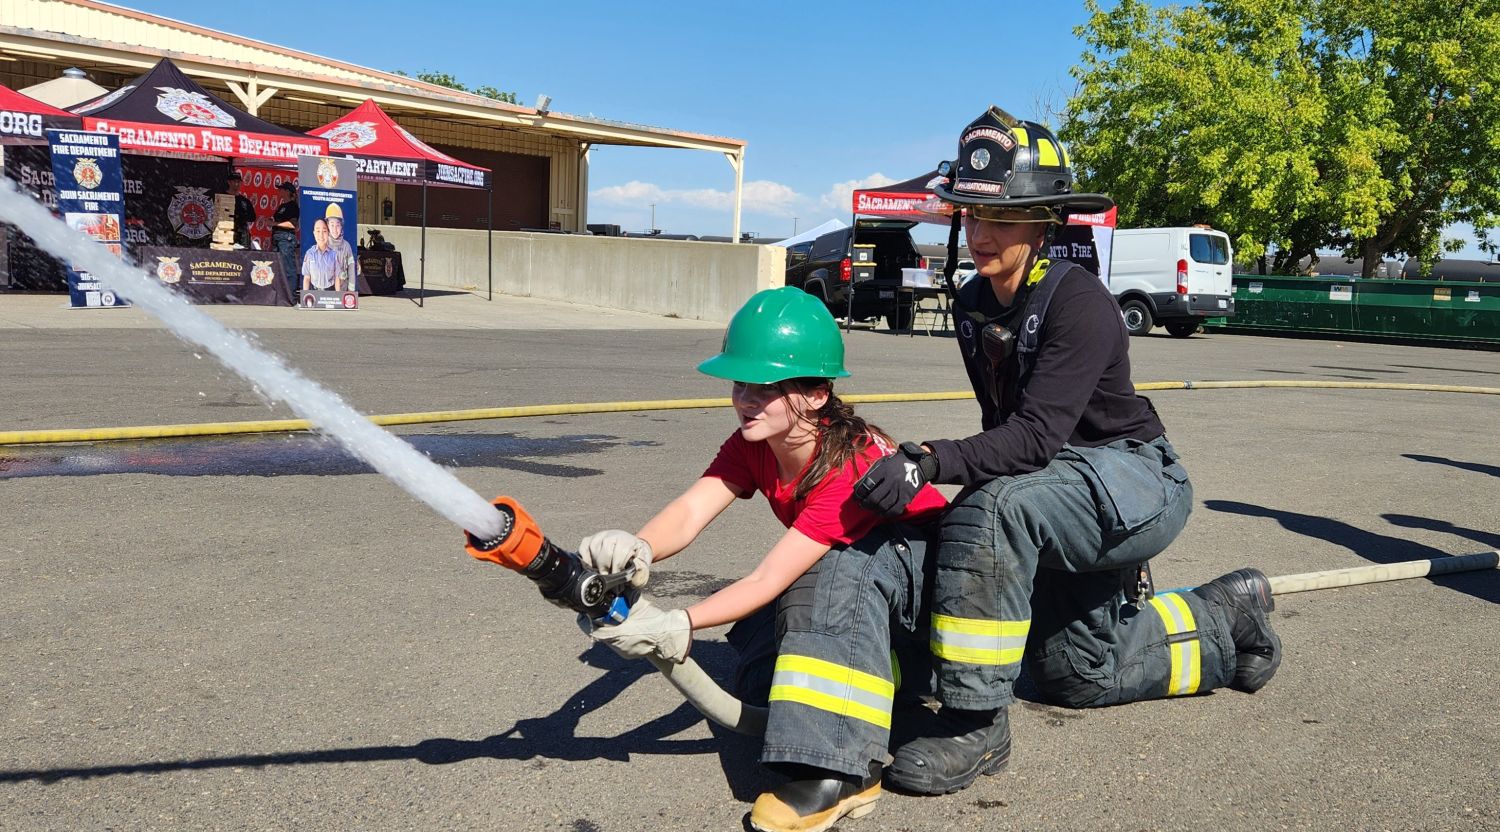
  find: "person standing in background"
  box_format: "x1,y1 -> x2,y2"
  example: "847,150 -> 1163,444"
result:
270,181 -> 300,300
227,172 -> 256,249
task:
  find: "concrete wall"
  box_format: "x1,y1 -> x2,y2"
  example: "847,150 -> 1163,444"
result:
379,227 -> 785,323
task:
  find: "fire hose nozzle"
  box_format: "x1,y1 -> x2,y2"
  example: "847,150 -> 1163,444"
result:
465,496 -> 546,572
464,495 -> 633,625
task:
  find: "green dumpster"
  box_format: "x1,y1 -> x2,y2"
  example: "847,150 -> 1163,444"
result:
1204,275 -> 1499,346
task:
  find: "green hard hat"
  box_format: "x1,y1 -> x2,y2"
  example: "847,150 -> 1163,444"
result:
698,287 -> 850,383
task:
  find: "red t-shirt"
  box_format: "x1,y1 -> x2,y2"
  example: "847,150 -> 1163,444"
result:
702,431 -> 948,547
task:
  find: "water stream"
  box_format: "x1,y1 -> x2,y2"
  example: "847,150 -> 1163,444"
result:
0,177 -> 503,539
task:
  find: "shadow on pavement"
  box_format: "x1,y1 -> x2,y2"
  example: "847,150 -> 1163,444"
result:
1402,453 -> 1500,479
0,642 -> 761,785
1204,500 -> 1498,604
1382,514 -> 1500,550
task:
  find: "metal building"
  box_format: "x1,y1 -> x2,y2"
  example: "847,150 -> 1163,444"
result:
0,0 -> 747,237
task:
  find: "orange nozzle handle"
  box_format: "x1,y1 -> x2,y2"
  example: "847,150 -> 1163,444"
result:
465,495 -> 546,572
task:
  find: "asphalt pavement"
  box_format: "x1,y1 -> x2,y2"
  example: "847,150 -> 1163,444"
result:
2,291 -> 1497,831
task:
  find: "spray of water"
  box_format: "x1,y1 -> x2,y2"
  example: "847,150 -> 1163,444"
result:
0,177 -> 503,539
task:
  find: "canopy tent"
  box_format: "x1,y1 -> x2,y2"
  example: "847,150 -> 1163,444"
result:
311,99 -> 489,188
18,68 -> 109,111
849,169 -> 1118,310
836,171 -> 952,327
309,99 -> 492,305
770,218 -> 846,250
73,58 -> 327,165
0,83 -> 85,290
850,171 -> 952,225
0,82 -> 82,144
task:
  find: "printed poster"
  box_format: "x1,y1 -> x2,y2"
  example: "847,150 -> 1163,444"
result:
296,154 -> 358,310
47,129 -> 128,308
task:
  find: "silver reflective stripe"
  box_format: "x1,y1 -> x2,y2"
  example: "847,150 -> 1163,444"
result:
932,629 -> 1028,654
771,669 -> 893,715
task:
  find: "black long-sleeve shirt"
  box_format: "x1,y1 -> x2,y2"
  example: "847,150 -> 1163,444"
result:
928,263 -> 1165,485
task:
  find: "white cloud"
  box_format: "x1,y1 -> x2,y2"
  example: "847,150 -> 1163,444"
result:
591,180 -> 667,203
819,173 -> 898,213
591,179 -> 804,217
740,181 -> 803,215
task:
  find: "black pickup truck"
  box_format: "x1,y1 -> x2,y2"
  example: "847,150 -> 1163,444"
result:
784,219 -> 923,330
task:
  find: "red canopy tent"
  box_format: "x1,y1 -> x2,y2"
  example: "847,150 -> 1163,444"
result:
0,83 -> 83,145
73,58 -> 327,164
852,169 -> 1118,284
309,99 -> 493,304
850,171 -> 952,225
0,84 -> 87,289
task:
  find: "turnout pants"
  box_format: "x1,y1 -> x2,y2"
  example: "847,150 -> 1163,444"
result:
271,229 -> 299,300
728,524 -> 933,779
932,436 -> 1239,709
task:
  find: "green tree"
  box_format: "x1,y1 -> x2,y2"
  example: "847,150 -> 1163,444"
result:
1064,0 -> 1500,276
392,69 -> 519,105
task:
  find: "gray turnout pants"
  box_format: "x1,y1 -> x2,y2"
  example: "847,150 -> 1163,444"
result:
728,524 -> 934,779
933,436 -> 1239,710
723,436 -> 1237,779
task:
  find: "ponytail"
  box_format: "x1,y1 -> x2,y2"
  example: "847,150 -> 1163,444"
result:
784,378 -> 893,501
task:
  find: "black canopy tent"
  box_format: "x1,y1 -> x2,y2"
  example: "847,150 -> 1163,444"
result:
73,58 -> 327,166
836,171 -> 948,328
849,170 -> 952,225
64,58 -> 329,302
309,99 -> 493,306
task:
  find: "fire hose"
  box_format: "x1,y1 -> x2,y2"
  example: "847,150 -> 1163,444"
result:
464,494 -> 1497,738
463,495 -> 768,735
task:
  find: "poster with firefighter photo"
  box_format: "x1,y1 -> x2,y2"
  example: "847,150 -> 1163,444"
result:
47,129 -> 128,308
296,154 -> 358,310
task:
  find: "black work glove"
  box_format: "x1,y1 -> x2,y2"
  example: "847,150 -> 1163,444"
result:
854,441 -> 939,517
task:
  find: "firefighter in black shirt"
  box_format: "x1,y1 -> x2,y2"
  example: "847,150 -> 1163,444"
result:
854,106 -> 1282,796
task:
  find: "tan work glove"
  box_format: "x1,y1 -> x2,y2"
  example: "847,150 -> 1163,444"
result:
590,599 -> 692,663
577,530 -> 652,589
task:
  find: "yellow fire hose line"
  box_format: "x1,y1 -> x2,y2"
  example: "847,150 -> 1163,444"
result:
1,380 -> 1498,446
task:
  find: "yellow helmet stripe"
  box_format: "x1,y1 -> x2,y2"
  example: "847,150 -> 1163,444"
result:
1036,138 -> 1062,168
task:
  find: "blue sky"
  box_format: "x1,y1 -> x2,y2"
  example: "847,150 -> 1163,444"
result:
128,0 -> 1485,255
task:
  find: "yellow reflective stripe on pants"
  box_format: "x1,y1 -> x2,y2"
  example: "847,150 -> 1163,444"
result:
930,613 -> 1030,666
1149,593 -> 1201,696
768,654 -> 894,730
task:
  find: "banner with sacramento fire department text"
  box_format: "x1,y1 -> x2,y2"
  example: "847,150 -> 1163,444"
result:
296,154 -> 358,309
1049,206 -> 1118,288
48,129 -> 129,308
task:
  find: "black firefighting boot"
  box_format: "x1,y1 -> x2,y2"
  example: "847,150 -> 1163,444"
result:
886,706 -> 1011,795
749,761 -> 882,832
1192,567 -> 1281,693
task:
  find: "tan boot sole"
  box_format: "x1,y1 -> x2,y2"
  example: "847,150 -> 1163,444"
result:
749,782 -> 880,832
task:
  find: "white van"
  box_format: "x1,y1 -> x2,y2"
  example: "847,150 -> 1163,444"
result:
1108,226 -> 1236,337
